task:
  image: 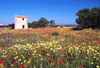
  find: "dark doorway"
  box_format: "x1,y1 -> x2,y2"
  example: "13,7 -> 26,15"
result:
22,25 -> 24,29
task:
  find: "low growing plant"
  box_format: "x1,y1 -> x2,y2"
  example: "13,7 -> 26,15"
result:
52,32 -> 59,36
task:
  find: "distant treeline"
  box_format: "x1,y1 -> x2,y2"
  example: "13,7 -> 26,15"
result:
9,17 -> 55,29
28,17 -> 55,28
0,26 -> 9,27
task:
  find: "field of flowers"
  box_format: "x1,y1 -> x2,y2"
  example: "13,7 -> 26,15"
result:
0,27 -> 100,68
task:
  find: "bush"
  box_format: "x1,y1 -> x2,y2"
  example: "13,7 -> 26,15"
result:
28,23 -> 32,28
60,26 -> 63,28
53,25 -> 58,27
65,34 -> 70,38
52,32 -> 59,36
9,23 -> 14,29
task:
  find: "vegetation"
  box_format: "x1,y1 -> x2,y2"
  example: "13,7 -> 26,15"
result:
76,7 -> 100,30
9,23 -> 14,29
0,27 -> 100,68
1,6 -> 100,68
49,20 -> 55,27
30,17 -> 56,28
52,32 -> 59,36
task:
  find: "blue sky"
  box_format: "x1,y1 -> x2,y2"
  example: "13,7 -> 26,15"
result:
0,0 -> 99,25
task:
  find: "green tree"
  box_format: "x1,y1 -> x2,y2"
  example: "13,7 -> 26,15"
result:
28,23 -> 32,28
30,17 -> 56,28
9,23 -> 14,29
38,17 -> 49,27
76,7 -> 100,29
88,7 -> 100,29
50,20 -> 55,27
76,9 -> 90,28
31,21 -> 38,28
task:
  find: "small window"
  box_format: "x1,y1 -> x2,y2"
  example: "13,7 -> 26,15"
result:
22,18 -> 24,20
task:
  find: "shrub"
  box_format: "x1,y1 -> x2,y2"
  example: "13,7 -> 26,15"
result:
60,26 -> 63,28
9,23 -> 14,29
65,34 -> 70,38
53,25 -> 58,27
52,32 -> 59,36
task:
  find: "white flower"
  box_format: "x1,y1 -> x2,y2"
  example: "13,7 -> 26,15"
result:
53,50 -> 55,52
56,47 -> 62,50
32,43 -> 34,44
5,52 -> 7,53
56,48 -> 59,49
41,43 -> 43,46
34,51 -> 37,53
24,48 -> 26,50
3,53 -> 5,54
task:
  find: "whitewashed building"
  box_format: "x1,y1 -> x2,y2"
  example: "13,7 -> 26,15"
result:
15,15 -> 28,29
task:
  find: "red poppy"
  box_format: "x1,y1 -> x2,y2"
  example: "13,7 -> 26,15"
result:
59,54 -> 61,56
81,44 -> 83,46
20,65 -> 23,67
65,54 -> 67,56
98,42 -> 100,44
40,51 -> 42,53
85,53 -> 88,55
0,61 -> 3,65
25,63 -> 28,67
42,52 -> 44,54
30,57 -> 33,60
64,58 -> 66,59
0,40 -> 2,43
61,61 -> 64,64
30,52 -> 32,55
7,54 -> 10,56
63,43 -> 65,45
62,46 -> 65,49
9,52 -> 11,53
49,58 -> 52,61
18,62 -> 20,63
13,63 -> 15,64
36,44 -> 37,46
66,51 -> 68,53
9,56 -> 11,58
55,60 -> 58,63
14,64 -> 17,66
80,65 -> 82,67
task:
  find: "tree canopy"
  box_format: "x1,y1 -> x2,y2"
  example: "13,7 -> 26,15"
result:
30,17 -> 55,28
49,20 -> 55,27
76,7 -> 100,29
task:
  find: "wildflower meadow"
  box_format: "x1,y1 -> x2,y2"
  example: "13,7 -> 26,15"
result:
0,27 -> 100,68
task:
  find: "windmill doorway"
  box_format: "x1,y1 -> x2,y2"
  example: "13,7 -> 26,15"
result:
22,25 -> 25,29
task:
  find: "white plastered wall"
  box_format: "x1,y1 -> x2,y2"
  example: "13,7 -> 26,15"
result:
15,17 -> 28,29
